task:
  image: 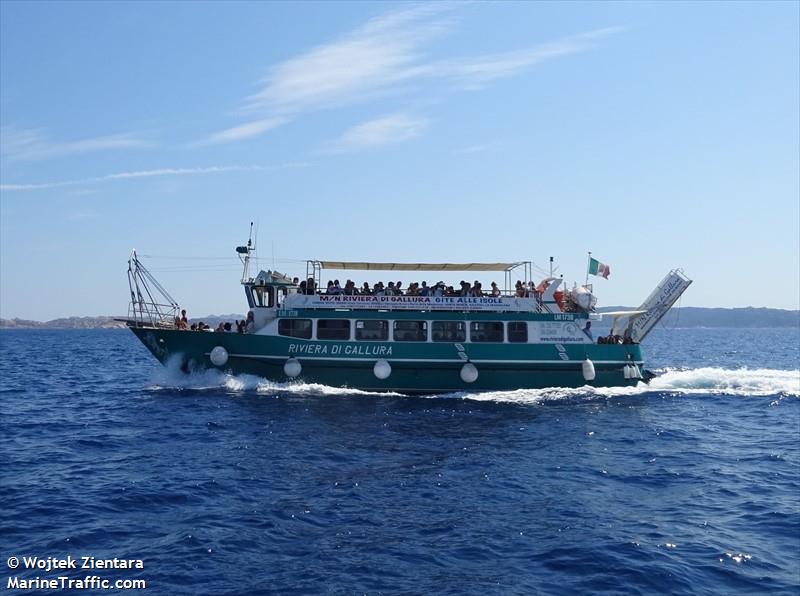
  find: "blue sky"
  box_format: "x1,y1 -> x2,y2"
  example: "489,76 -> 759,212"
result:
1,1 -> 798,319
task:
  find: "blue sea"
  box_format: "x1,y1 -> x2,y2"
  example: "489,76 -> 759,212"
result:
1,327 -> 798,595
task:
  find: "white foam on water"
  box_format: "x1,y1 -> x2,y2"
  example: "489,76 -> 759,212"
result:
147,355 -> 402,397
147,358 -> 799,404
647,367 -> 800,396
449,367 -> 799,405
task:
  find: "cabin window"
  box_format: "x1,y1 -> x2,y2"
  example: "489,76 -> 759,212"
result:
393,320 -> 427,342
277,287 -> 288,307
317,319 -> 350,340
432,321 -> 466,342
355,320 -> 388,341
470,321 -> 504,342
278,318 -> 312,339
251,285 -> 274,308
507,322 -> 528,343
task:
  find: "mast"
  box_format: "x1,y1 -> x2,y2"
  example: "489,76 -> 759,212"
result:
236,222 -> 254,283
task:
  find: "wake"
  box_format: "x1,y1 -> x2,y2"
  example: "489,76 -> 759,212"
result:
147,358 -> 799,404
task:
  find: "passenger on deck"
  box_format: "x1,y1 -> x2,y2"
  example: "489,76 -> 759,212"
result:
373,282 -> 385,296
419,281 -> 431,296
432,282 -> 444,297
245,311 -> 255,333
224,322 -> 232,332
582,321 -> 593,340
385,282 -> 396,296
306,278 -> 316,295
236,320 -> 245,334
515,281 -> 525,297
216,323 -> 225,333
395,281 -> 403,296
490,282 -> 501,297
361,282 -> 371,295
298,280 -> 307,294
344,280 -> 356,295
471,281 -> 483,297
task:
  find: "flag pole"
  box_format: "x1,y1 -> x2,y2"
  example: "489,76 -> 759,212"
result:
585,251 -> 591,286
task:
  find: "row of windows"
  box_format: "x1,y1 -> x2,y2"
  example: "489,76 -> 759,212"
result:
278,319 -> 529,343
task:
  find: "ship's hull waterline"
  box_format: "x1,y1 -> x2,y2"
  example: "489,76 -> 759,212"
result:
132,327 -> 645,393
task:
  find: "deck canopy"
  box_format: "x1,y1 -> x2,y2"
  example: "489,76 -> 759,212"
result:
318,261 -> 524,272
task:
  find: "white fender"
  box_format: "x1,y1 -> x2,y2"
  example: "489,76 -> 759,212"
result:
284,358 -> 302,378
623,364 -> 632,379
632,365 -> 642,380
460,362 -> 479,383
582,358 -> 596,381
210,346 -> 228,367
373,359 -> 391,380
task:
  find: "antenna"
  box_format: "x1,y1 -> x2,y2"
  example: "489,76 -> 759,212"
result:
237,222 -> 255,283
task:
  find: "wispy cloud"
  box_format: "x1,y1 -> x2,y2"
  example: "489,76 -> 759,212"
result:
0,163 -> 309,192
453,143 -> 493,155
210,5 -> 623,145
201,117 -> 290,145
0,126 -> 151,162
326,113 -> 428,152
439,27 -> 625,88
243,4 -> 453,115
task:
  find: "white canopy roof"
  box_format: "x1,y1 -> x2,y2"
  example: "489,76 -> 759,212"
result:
318,261 -> 523,272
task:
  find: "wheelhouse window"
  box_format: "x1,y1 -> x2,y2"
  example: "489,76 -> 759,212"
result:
317,319 -> 350,340
355,320 -> 388,341
278,318 -> 312,339
432,321 -> 466,342
393,320 -> 428,342
507,322 -> 528,343
470,321 -> 504,342
251,285 -> 274,308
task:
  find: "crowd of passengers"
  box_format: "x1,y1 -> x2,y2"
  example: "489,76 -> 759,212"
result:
294,278 -> 547,299
174,309 -> 256,334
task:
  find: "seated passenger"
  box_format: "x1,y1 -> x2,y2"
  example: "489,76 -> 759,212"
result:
306,278 -> 316,295
490,281 -> 501,297
216,322 -> 225,333
395,281 -> 403,296
361,282 -> 372,295
419,281 -> 431,296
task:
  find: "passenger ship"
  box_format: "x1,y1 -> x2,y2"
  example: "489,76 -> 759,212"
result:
124,236 -> 691,393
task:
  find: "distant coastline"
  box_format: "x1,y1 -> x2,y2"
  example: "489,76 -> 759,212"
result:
1,308 -> 797,329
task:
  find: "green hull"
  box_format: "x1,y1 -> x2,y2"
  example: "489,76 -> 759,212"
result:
130,327 -> 645,393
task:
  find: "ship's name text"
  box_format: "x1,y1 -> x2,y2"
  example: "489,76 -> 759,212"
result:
287,343 -> 393,356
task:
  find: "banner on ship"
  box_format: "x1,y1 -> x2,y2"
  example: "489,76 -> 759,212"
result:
286,294 -> 536,312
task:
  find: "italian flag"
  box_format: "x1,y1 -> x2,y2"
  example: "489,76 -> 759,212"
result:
588,257 -> 611,279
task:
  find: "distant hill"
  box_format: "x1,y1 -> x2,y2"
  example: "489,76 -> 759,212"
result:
1,308 -> 797,329
0,316 -> 129,329
598,307 -> 799,328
